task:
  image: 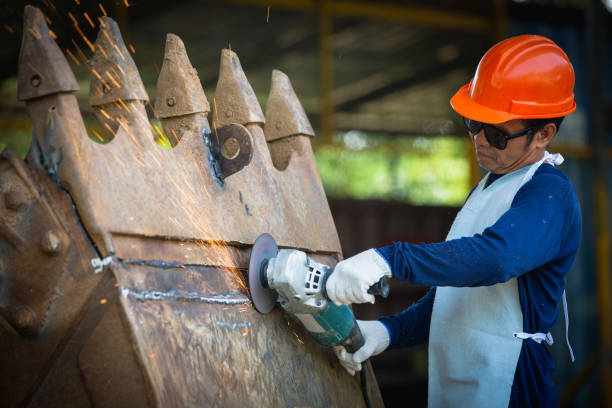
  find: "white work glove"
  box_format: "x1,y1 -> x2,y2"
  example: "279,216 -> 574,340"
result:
334,320 -> 390,375
326,249 -> 391,305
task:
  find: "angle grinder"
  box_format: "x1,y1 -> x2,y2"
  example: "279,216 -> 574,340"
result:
249,233 -> 389,353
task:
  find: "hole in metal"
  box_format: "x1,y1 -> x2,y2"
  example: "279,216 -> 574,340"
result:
223,137 -> 240,159
30,75 -> 41,87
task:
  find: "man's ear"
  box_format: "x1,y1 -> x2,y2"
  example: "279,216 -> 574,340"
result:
535,123 -> 557,148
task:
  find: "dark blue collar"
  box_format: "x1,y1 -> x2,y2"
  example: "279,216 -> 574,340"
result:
484,173 -> 504,189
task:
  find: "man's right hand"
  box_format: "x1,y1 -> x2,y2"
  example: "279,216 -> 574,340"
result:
334,320 -> 391,375
326,249 -> 391,305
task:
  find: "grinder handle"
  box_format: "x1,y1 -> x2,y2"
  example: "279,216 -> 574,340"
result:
322,270 -> 390,301
367,276 -> 390,298
340,320 -> 365,353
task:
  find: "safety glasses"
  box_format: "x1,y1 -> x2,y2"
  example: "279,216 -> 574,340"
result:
463,117 -> 537,150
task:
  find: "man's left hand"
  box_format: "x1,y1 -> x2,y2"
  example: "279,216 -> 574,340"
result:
326,249 -> 391,305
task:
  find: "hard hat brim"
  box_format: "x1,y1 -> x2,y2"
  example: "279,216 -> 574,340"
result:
451,84 -> 520,124
451,83 -> 576,124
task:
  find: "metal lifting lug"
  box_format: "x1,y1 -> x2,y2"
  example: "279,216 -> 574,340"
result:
204,123 -> 253,181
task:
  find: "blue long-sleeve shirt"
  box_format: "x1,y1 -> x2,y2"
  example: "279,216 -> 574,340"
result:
376,164 -> 582,408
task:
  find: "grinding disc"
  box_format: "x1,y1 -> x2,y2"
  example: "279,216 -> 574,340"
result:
249,233 -> 279,313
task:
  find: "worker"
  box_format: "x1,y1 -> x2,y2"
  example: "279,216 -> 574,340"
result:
327,34 -> 581,408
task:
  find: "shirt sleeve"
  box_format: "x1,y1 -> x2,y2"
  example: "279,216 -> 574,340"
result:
376,172 -> 572,287
379,287 -> 436,349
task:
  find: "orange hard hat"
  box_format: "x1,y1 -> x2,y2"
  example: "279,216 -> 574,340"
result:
451,34 -> 576,124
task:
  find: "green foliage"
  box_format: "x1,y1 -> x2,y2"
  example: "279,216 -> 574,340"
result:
0,128 -> 30,158
151,119 -> 172,149
315,131 -> 470,206
0,116 -> 31,158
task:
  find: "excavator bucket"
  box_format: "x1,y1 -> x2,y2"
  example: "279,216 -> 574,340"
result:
0,6 -> 384,407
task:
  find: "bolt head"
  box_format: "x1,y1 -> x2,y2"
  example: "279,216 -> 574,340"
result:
166,97 -> 176,107
14,306 -> 35,332
41,230 -> 61,254
30,75 -> 41,87
4,190 -> 27,210
224,110 -> 232,118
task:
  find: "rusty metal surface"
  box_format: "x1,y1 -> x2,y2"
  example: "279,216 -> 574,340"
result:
19,7 -> 340,257
265,70 -> 317,171
2,6 -> 385,408
264,69 -> 315,142
88,17 -> 148,107
17,6 -> 79,102
155,34 -> 210,120
0,149 -> 72,336
213,49 -> 265,127
155,34 -> 209,148
0,147 -> 105,406
78,301 -> 155,408
115,261 -> 365,407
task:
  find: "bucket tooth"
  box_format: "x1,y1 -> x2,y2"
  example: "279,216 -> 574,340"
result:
264,70 -> 315,170
89,17 -> 148,106
264,70 -> 314,141
155,34 -> 210,147
155,34 -> 209,118
17,6 -> 79,101
213,49 -> 264,128
89,17 -> 148,140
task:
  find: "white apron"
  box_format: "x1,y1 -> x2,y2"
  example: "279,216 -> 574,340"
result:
428,152 -> 564,408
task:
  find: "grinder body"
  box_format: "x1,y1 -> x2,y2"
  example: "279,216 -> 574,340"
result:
249,234 -> 389,353
266,249 -> 365,352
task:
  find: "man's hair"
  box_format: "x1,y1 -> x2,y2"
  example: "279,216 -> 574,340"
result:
523,116 -> 565,147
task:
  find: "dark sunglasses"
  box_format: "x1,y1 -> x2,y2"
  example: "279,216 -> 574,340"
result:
463,117 -> 537,150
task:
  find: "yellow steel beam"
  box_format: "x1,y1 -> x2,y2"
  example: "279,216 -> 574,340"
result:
493,0 -> 509,41
559,350 -> 599,407
595,172 -> 612,408
223,0 -> 491,33
330,1 -> 490,33
224,0 -> 316,12
549,144 -> 612,161
319,0 -> 334,145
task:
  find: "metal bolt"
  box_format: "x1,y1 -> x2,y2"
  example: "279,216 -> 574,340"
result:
14,306 -> 35,332
4,190 -> 27,210
40,230 -> 61,254
275,120 -> 283,130
166,97 -> 176,107
102,83 -> 111,94
30,75 -> 41,87
224,110 -> 232,118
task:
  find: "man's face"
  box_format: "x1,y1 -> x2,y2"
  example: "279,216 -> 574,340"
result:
471,119 -> 539,174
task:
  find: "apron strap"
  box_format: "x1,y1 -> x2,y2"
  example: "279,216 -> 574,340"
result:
563,290 -> 575,362
542,151 -> 564,166
513,331 -> 554,345
512,290 -> 575,363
